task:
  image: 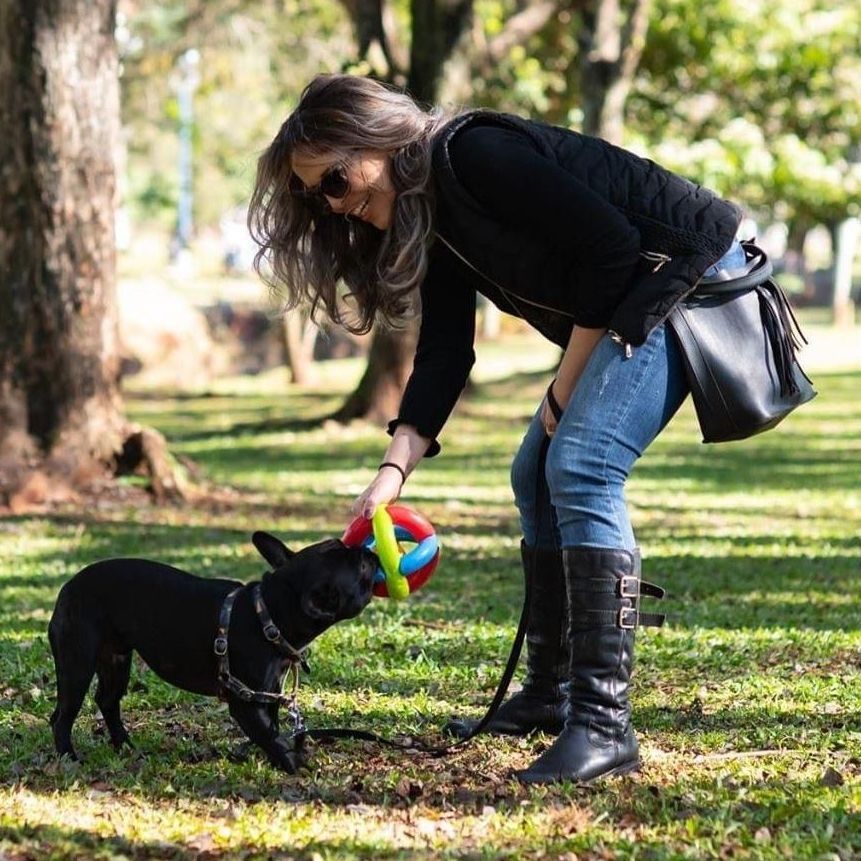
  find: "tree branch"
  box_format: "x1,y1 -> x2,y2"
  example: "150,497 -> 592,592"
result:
486,0 -> 560,62
339,0 -> 407,79
619,0 -> 652,80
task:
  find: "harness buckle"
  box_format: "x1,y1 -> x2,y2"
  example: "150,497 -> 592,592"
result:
263,623 -> 280,642
618,607 -> 638,630
213,636 -> 228,656
619,576 -> 640,599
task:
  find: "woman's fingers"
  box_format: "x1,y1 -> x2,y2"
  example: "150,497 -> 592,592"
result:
351,470 -> 403,518
541,399 -> 557,437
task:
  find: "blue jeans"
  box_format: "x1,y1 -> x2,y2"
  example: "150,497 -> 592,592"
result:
511,241 -> 745,550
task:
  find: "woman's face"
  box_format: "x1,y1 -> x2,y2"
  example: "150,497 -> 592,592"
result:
291,149 -> 396,231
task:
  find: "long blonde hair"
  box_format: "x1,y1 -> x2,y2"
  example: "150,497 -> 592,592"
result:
248,75 -> 453,333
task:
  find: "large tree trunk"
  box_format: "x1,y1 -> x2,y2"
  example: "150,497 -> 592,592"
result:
0,0 -> 181,506
331,325 -> 418,424
578,0 -> 651,142
335,0 -> 472,424
281,308 -> 319,386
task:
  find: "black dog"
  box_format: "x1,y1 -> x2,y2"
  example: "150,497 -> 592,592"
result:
48,532 -> 376,772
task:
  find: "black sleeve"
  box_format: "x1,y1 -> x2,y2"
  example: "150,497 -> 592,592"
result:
450,124 -> 641,325
386,246 -> 476,457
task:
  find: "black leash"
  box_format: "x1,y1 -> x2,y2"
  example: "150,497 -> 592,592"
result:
213,432 -> 554,757
289,564 -> 533,755
286,433 -> 555,756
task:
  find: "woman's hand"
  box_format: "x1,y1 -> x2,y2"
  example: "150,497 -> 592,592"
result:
542,326 -> 607,437
351,466 -> 405,520
541,379 -> 570,437
351,425 -> 429,519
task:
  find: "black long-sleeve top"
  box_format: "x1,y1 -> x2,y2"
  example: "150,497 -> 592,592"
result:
388,122 -> 643,456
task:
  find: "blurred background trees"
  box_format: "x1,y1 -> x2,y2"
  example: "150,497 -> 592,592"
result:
2,0 -> 859,500
117,0 -> 859,306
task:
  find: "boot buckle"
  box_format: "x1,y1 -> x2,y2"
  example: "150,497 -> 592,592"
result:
619,576 -> 640,598
618,607 -> 638,629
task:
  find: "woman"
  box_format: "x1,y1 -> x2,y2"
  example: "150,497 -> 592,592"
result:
248,74 -> 745,784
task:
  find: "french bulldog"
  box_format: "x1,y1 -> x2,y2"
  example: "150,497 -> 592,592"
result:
48,532 -> 376,772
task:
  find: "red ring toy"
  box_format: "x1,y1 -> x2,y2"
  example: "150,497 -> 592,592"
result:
342,504 -> 440,598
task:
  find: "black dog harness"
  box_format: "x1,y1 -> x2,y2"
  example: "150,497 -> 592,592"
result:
213,584 -> 309,732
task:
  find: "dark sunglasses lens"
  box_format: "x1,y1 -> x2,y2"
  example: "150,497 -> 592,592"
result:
320,166 -> 349,199
288,173 -> 306,195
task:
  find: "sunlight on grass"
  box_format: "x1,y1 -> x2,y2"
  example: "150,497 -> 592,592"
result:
1,331 -> 859,859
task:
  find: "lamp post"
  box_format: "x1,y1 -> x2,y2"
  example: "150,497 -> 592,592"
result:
173,48 -> 200,258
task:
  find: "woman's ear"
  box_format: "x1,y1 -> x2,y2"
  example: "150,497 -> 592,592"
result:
252,531 -> 294,569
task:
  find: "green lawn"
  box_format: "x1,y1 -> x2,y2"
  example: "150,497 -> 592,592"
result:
1,330 -> 859,860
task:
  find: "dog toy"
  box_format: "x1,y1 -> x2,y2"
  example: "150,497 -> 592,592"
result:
342,504 -> 440,600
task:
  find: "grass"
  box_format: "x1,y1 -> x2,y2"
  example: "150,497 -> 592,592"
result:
1,328 -> 859,860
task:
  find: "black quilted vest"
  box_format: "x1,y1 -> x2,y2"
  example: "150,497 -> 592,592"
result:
431,111 -> 743,346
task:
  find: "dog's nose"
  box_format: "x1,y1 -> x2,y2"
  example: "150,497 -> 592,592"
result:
359,551 -> 376,587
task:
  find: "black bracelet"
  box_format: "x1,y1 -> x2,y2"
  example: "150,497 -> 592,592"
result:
545,380 -> 564,422
378,462 -> 407,485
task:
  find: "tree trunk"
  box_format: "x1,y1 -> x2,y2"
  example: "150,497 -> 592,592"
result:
578,0 -> 651,142
281,309 -> 319,386
0,0 -> 182,506
784,219 -> 813,301
334,0 -> 473,425
833,217 -> 859,327
331,325 -> 418,424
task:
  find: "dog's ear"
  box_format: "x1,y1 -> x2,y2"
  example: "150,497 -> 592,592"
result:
252,531 -> 294,568
300,584 -> 340,622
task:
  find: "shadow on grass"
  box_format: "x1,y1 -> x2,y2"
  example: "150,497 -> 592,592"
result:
0,820 -> 491,861
0,821 -> 447,861
2,765 -> 857,860
0,511 -> 858,636
637,702 -> 861,736
2,701 -> 858,813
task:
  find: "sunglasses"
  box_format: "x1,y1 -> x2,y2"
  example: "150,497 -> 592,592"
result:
289,163 -> 350,212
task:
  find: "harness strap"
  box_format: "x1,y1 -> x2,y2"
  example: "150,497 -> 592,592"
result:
219,668 -> 295,706
251,583 -> 310,672
213,585 -> 304,719
214,587 -> 240,665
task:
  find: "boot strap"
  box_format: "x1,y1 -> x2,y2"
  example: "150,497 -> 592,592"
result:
570,575 -> 665,600
571,608 -> 666,629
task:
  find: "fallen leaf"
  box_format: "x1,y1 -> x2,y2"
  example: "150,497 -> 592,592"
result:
820,767 -> 845,787
187,833 -> 216,853
754,826 -> 771,843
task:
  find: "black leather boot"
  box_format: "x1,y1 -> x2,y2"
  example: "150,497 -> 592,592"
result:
445,542 -> 568,738
516,547 -> 665,784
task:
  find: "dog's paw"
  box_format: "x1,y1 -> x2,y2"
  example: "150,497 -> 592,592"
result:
227,740 -> 255,764
269,736 -> 306,774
